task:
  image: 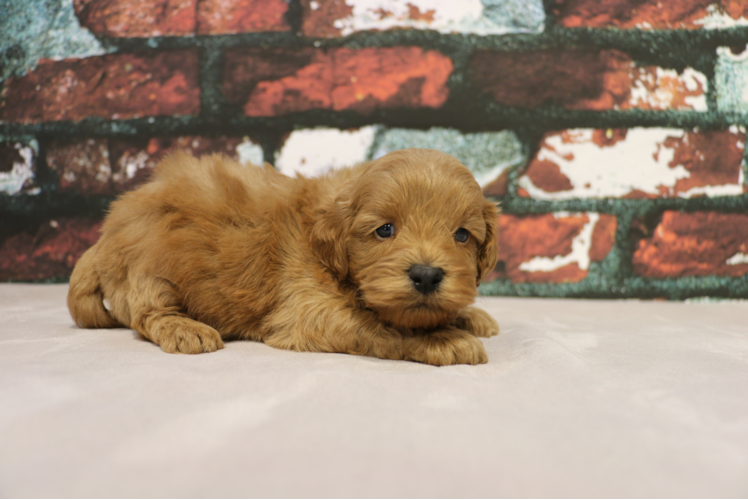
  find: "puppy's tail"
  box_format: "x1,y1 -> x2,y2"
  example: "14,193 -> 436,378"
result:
68,246 -> 120,329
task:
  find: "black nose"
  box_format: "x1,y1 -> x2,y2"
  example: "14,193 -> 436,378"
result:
408,265 -> 444,295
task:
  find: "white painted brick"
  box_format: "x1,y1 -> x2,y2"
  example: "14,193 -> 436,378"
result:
328,0 -> 544,36
236,138 -> 264,167
694,4 -> 748,29
0,141 -> 39,195
519,128 -> 745,200
628,66 -> 707,111
274,127 -> 377,178
274,126 -> 525,189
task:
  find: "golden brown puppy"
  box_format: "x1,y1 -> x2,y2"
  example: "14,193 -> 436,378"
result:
68,148 -> 499,365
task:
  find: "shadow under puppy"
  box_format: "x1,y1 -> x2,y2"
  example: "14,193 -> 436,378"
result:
68,148 -> 500,365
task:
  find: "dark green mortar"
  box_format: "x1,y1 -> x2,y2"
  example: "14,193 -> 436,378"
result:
2,1 -> 748,297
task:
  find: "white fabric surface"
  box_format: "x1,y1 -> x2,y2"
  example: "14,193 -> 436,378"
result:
1,284 -> 747,498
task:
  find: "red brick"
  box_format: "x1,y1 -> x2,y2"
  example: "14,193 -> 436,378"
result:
660,129 -> 745,195
492,213 -> 616,283
232,49 -> 334,116
301,0 -> 354,38
47,139 -> 113,195
74,0 -> 290,36
524,160 -> 574,194
197,0 -> 289,34
469,49 -> 706,111
0,218 -> 102,281
74,0 -> 196,37
331,48 -> 451,112
223,47 -> 453,117
223,49 -> 325,111
555,0 -> 748,29
45,136 -> 257,194
518,128 -> 745,200
109,136 -> 254,191
0,142 -> 37,195
0,51 -> 200,124
589,214 -> 617,262
633,211 -> 748,278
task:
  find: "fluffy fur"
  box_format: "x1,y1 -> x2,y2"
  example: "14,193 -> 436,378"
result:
68,148 -> 500,365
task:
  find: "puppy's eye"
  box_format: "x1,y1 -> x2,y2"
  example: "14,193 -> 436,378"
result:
455,228 -> 469,243
375,224 -> 394,239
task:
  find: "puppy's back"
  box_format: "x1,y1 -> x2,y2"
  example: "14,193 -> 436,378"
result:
109,152 -> 274,226
69,153 -> 295,330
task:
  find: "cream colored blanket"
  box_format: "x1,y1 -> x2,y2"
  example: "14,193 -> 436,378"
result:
1,284 -> 747,497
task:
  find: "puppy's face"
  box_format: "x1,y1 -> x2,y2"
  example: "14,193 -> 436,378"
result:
313,149 -> 498,329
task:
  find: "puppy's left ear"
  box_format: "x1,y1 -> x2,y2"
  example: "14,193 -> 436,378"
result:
476,200 -> 500,285
310,197 -> 352,280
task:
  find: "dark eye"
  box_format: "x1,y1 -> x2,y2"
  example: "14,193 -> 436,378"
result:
375,224 -> 394,239
455,228 -> 469,243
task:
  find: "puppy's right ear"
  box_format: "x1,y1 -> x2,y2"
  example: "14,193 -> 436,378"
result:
476,200 -> 500,285
310,197 -> 351,280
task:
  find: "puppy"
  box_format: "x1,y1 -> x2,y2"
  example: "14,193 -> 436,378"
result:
68,148 -> 500,365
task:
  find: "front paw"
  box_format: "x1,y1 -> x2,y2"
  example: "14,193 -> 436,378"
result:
403,327 -> 488,366
156,318 -> 225,354
454,307 -> 499,338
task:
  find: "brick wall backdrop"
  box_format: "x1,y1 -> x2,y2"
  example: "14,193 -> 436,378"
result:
2,0 -> 748,299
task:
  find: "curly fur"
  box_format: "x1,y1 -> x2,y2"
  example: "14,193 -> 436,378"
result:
68,148 -> 500,365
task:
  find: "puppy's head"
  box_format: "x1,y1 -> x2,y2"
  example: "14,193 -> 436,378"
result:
312,148 -> 498,329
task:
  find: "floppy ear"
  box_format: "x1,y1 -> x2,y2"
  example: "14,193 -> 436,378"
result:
476,200 -> 500,285
310,197 -> 351,280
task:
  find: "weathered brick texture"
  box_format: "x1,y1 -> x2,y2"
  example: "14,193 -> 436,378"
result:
716,45 -> 748,113
0,141 -> 38,195
555,0 -> 748,29
272,126 -> 524,190
469,49 -> 707,111
46,136 -> 263,194
47,139 -> 113,195
491,213 -> 617,284
0,51 -> 200,123
0,218 -> 102,281
73,0 -> 289,36
633,212 -> 748,278
301,0 -> 545,37
518,127 -> 746,200
224,47 -> 453,116
196,0 -> 289,34
3,0 -> 748,297
73,0 -> 197,37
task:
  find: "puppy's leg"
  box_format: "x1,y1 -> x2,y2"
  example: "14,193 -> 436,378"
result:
263,293 -> 405,361
404,326 -> 488,366
128,276 -> 224,354
454,306 -> 500,338
262,286 -> 487,365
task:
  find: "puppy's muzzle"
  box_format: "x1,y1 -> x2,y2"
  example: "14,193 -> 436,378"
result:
408,265 -> 444,295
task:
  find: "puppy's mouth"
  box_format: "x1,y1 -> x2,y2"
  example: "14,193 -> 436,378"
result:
411,302 -> 436,310
373,301 -> 455,330
356,262 -> 477,329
